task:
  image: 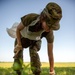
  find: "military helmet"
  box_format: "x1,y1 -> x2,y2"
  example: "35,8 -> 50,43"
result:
42,2 -> 62,30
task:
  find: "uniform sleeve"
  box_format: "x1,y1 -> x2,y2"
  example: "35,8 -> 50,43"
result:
21,14 -> 39,27
45,31 -> 54,43
21,15 -> 29,26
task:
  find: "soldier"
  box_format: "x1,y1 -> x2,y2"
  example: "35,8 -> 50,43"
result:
12,2 -> 62,75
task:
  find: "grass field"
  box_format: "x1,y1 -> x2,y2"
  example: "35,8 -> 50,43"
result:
0,62 -> 75,75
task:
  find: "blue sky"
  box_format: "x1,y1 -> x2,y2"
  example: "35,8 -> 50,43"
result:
0,0 -> 75,62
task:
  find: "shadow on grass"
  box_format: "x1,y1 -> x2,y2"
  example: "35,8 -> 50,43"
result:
0,67 -> 75,75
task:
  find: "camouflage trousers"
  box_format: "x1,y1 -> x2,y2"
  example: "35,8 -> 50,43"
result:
13,37 -> 41,75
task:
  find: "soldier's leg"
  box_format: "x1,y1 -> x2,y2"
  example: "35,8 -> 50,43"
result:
29,40 -> 41,75
13,40 -> 23,75
13,38 -> 32,75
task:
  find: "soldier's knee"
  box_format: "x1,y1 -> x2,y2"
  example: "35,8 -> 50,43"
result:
35,40 -> 41,51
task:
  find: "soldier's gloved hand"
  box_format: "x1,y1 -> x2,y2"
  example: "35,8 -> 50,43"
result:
13,44 -> 22,59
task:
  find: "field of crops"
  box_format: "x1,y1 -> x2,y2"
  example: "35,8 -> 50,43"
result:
0,62 -> 75,75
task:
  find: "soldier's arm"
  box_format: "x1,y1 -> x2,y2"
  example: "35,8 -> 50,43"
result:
47,43 -> 54,72
16,22 -> 25,46
45,31 -> 55,73
13,22 -> 25,58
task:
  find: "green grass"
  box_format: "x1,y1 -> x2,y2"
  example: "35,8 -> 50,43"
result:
0,62 -> 75,75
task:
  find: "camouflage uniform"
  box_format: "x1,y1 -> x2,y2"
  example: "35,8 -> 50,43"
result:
13,2 -> 62,75
13,13 -> 54,75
